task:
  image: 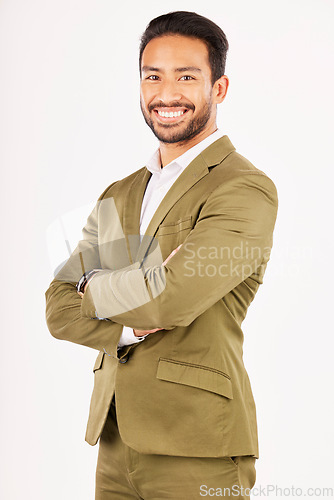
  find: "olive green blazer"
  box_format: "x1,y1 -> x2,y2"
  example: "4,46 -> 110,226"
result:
45,135 -> 278,458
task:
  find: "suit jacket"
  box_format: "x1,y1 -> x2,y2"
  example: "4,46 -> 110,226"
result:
45,135 -> 278,458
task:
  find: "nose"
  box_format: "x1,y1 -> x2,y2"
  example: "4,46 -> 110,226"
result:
157,79 -> 182,104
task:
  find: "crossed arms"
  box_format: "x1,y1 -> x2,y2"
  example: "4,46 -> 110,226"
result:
45,173 -> 278,356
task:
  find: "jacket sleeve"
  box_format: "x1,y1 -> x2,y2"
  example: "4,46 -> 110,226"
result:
45,183 -> 123,355
80,173 -> 278,330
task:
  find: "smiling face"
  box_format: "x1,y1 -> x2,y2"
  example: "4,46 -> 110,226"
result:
140,35 -> 226,145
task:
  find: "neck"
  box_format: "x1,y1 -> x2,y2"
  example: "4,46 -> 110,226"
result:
159,122 -> 218,167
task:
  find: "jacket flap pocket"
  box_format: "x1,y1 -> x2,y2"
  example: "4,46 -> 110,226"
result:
158,216 -> 192,236
93,351 -> 105,372
156,358 -> 233,399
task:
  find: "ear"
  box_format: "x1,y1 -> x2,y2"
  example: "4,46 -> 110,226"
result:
213,75 -> 229,104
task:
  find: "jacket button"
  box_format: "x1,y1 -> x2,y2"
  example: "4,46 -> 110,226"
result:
119,355 -> 129,364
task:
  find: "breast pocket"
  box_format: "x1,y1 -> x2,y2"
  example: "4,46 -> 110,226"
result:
157,215 -> 193,236
156,216 -> 193,254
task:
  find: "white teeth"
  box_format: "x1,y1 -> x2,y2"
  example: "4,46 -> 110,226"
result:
157,110 -> 184,118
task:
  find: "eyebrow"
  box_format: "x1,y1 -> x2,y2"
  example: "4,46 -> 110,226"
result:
141,66 -> 202,73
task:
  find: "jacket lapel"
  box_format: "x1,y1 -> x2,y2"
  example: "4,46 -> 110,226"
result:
122,167 -> 151,264
123,135 -> 235,264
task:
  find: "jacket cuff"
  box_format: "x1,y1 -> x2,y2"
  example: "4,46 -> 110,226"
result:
80,262 -> 149,321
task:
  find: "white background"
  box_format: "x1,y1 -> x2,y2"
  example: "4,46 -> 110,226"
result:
1,0 -> 333,498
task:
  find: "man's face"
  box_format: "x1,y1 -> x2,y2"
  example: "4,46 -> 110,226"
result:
140,35 -> 218,144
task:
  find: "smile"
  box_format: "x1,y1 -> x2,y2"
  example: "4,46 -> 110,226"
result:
153,107 -> 189,123
158,110 -> 184,117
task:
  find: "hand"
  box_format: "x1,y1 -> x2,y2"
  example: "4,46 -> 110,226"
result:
133,244 -> 182,338
133,327 -> 163,337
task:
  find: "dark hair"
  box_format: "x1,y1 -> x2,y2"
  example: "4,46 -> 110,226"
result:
139,11 -> 229,85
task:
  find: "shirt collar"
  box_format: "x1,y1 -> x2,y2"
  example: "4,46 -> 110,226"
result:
146,129 -> 224,174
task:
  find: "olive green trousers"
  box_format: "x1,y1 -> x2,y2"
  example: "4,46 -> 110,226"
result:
95,398 -> 256,499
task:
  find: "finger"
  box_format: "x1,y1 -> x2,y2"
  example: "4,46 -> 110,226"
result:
162,244 -> 182,266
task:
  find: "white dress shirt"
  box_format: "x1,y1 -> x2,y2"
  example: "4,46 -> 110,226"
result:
118,129 -> 224,348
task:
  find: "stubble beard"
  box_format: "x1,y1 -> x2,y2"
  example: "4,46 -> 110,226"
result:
140,97 -> 213,144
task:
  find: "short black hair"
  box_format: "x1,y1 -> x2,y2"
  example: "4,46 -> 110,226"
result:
139,11 -> 229,85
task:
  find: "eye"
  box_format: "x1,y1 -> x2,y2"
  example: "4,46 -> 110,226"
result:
180,75 -> 194,81
146,75 -> 160,81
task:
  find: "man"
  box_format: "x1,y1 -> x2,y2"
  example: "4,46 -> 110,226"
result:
45,11 -> 278,500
